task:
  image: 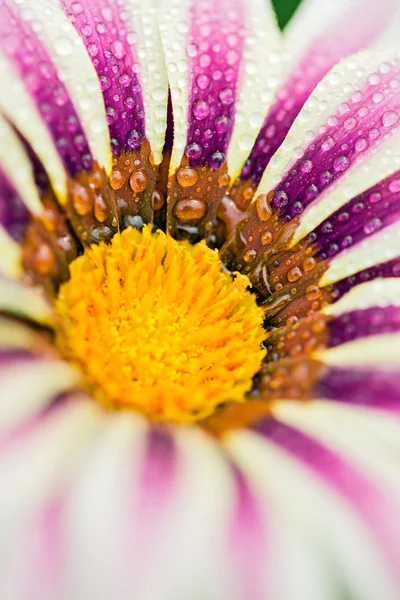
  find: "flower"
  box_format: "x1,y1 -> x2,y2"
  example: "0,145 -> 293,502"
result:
1,0 -> 400,596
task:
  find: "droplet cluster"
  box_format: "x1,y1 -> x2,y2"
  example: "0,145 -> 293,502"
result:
184,0 -> 245,166
329,306 -> 400,347
63,0 -> 146,152
167,159 -> 230,240
67,140 -> 157,244
267,66 -> 400,224
312,171 -> 400,260
236,12 -> 395,200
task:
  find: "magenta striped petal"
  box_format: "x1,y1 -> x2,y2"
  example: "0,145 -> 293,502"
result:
317,367 -> 400,411
254,417 -> 400,580
335,258 -> 400,297
184,0 -> 245,169
160,0 -> 283,240
231,0 -> 400,208
311,171 -> 400,260
229,467 -> 268,599
267,73 -> 400,224
0,1 -> 93,176
223,61 -> 400,276
328,305 -> 400,346
61,0 -> 145,155
0,170 -> 30,243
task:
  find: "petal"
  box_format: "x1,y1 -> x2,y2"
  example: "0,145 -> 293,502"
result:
0,400 -> 104,549
61,0 -> 168,164
223,47 -> 400,324
254,278 -> 400,402
159,0 -> 283,238
0,0 -> 110,195
225,423 -> 400,599
61,0 -> 169,226
0,276 -> 53,325
0,357 -> 80,432
230,0 -> 400,209
63,421 -> 240,599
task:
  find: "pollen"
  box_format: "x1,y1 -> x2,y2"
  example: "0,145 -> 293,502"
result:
54,226 -> 266,423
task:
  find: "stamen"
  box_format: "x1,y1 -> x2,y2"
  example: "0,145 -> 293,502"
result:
54,226 -> 266,423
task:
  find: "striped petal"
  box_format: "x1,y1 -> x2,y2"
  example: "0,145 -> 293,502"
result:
0,0 -> 109,197
225,417 -> 400,599
0,276 -> 53,325
159,0 -> 283,239
223,47 -> 400,327
251,274 -> 400,405
61,0 -> 169,228
229,0 -> 400,210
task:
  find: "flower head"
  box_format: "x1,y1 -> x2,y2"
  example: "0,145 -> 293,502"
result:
1,0 -> 400,597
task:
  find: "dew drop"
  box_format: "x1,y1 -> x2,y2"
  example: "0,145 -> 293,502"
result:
333,155 -> 350,173
94,194 -> 109,222
130,169 -> 148,193
243,249 -> 257,263
192,99 -> 210,120
256,193 -> 272,221
273,190 -> 289,208
321,136 -> 335,152
176,166 -> 199,188
110,169 -> 127,190
185,142 -> 203,161
287,267 -> 303,283
364,217 -> 382,234
219,88 -> 234,105
151,190 -> 165,211
382,111 -> 399,128
261,230 -> 273,245
174,198 -> 207,220
369,191 -> 382,203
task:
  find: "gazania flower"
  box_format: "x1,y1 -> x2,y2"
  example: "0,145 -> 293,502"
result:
2,0 -> 400,596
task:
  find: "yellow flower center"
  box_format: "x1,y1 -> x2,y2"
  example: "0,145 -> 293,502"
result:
54,226 -> 265,423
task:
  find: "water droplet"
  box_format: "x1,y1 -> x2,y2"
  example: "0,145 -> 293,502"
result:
151,190 -> 165,211
196,74 -> 210,90
243,249 -> 257,263
174,198 -> 207,220
94,194 -> 109,222
177,166 -> 199,188
321,136 -> 335,152
382,111 -> 399,128
287,267 -> 303,283
387,179 -> 400,197
192,99 -> 210,120
333,155 -> 350,173
369,191 -> 382,203
256,193 -> 272,221
273,190 -> 289,208
129,169 -> 148,193
185,143 -> 202,161
127,130 -> 142,150
54,36 -> 72,56
303,256 -> 316,271
261,230 -> 273,245
110,169 -> 127,190
355,137 -> 368,152
300,159 -> 313,173
364,217 -> 382,234
215,115 -> 230,134
72,183 -> 93,215
209,151 -> 225,169
219,88 -> 234,105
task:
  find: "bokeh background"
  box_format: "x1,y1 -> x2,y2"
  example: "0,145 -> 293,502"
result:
272,0 -> 301,29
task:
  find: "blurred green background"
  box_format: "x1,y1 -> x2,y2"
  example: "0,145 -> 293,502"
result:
272,0 -> 302,29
